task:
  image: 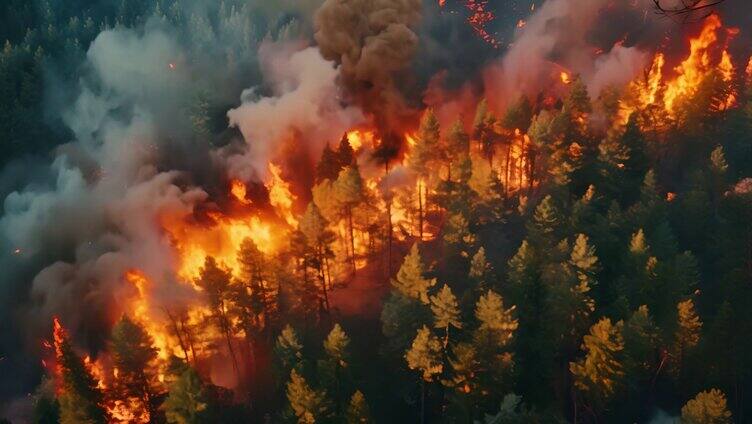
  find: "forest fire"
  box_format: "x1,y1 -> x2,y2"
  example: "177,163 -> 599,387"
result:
618,14 -> 743,127
3,0 -> 752,422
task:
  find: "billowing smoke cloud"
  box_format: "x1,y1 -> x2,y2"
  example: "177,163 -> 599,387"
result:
482,0 -> 666,107
226,44 -> 364,182
314,0 -> 422,130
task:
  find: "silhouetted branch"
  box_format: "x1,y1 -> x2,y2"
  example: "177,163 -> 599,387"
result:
653,0 -> 726,23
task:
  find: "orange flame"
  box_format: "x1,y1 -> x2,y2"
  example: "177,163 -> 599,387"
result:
230,179 -> 251,205
560,71 -> 572,85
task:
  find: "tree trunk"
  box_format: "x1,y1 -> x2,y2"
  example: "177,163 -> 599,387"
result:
418,180 -> 424,240
505,143 -> 512,196
348,205 -> 356,276
420,379 -> 426,424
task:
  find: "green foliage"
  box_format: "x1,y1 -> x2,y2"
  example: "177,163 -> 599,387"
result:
162,369 -> 209,424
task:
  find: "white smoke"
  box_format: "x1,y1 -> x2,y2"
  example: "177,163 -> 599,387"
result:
226,44 -> 364,181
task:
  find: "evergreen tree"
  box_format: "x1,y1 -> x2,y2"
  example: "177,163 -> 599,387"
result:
345,390 -> 372,424
195,256 -> 239,380
275,325 -> 304,379
405,325 -> 444,424
445,119 -> 470,181
569,234 -> 599,288
338,134 -> 355,167
321,323 -> 351,414
109,315 -> 160,421
316,144 -> 343,183
570,318 -> 625,412
430,284 -> 462,346
286,369 -> 330,424
473,98 -> 499,165
52,318 -> 108,424
391,244 -> 436,303
681,389 -> 732,424
162,368 -> 209,424
526,195 -> 561,249
409,109 -> 441,239
335,165 -> 364,275
671,299 -> 702,376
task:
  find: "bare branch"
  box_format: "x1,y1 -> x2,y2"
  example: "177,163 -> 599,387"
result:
653,0 -> 726,23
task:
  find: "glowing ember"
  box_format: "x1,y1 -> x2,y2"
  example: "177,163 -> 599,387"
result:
12,248 -> 21,255
168,62 -> 176,70
439,0 -> 500,48
517,19 -> 526,29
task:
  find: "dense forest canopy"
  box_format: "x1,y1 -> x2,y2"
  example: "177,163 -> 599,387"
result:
0,0 -> 751,423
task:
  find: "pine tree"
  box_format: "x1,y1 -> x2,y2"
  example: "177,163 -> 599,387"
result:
298,202 -> 336,311
53,318 -> 108,424
109,316 -> 160,422
473,98 -> 499,165
569,234 -> 599,287
408,109 -> 441,239
391,244 -> 436,304
275,325 -> 304,378
405,325 -> 444,424
526,195 -> 561,249
622,305 -> 660,386
430,284 -> 462,346
321,323 -> 351,414
338,134 -> 355,167
316,144 -> 343,183
195,256 -> 239,380
445,119 -> 470,181
475,290 -> 518,344
442,211 -> 476,249
162,368 -> 209,424
335,165 -> 364,275
345,390 -> 372,424
469,247 -> 491,285
671,299 -> 702,375
681,389 -> 732,424
570,318 -> 625,411
502,95 -> 534,132
286,369 -> 330,424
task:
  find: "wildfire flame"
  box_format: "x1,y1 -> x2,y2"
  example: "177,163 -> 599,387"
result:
560,71 -> 572,85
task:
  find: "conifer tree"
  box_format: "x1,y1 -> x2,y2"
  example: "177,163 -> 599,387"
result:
671,299 -> 702,375
409,109 -> 441,239
445,119 -> 470,181
405,325 -> 444,424
321,324 -> 351,414
391,244 -> 436,304
622,305 -> 660,387
526,195 -> 561,249
286,369 -> 330,424
346,390 -> 372,424
338,134 -> 355,167
316,144 -> 343,183
53,318 -> 108,424
475,290 -> 519,344
430,284 -> 462,346
468,247 -> 492,292
335,165 -> 364,275
162,368 -> 209,424
109,315 -> 160,421
299,202 -> 336,311
473,98 -> 499,166
569,234 -> 599,288
570,318 -> 625,411
681,389 -> 732,424
275,325 -> 304,381
195,256 -> 239,380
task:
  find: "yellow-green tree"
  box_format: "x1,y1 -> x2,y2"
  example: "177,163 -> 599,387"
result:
391,244 -> 436,304
405,325 -> 443,424
286,369 -> 330,424
570,318 -> 625,411
681,389 -> 732,424
430,284 -> 462,346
